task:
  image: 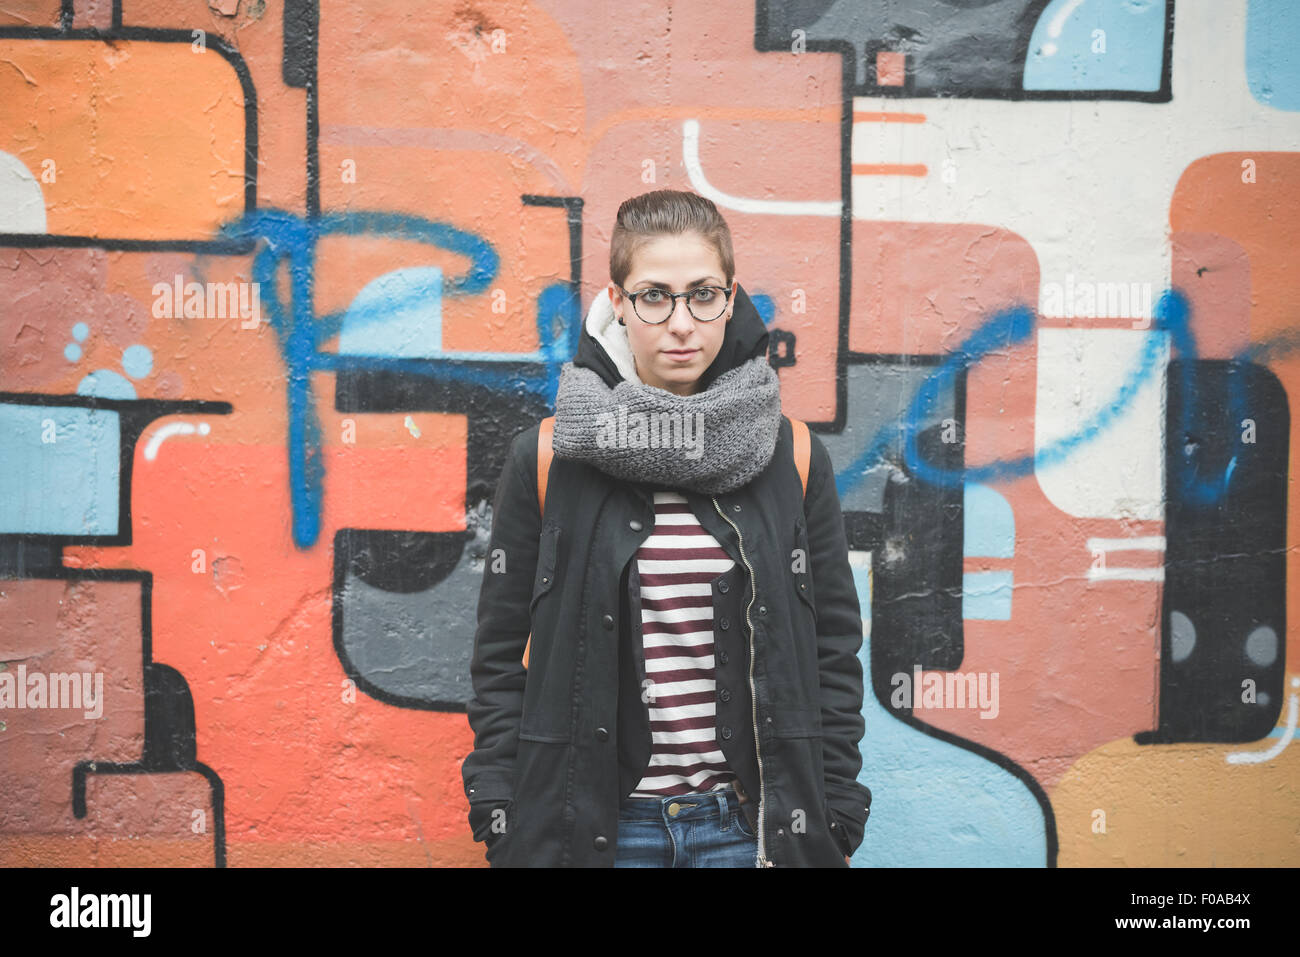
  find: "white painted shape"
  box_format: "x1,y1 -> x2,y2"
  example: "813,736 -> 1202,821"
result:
682,119 -> 842,217
1035,327 -> 1168,519
0,151 -> 46,233
1087,566 -> 1165,582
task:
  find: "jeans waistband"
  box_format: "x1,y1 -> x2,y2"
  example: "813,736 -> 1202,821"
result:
618,783 -> 744,822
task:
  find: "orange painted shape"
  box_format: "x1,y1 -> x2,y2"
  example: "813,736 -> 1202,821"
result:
853,111 -> 926,123
0,39 -> 247,239
876,51 -> 906,86
851,163 -> 928,177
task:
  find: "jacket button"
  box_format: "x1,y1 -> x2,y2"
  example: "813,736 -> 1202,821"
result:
719,650 -> 728,664
594,836 -> 608,851
719,689 -> 731,702
595,726 -> 609,741
602,614 -> 614,629
721,726 -> 733,739
719,580 -> 729,593
732,504 -> 741,512
629,519 -> 643,531
758,605 -> 767,616
719,617 -> 729,630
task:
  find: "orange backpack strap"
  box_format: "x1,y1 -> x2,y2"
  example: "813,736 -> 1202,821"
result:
525,417 -> 556,670
789,417 -> 811,497
537,416 -> 555,517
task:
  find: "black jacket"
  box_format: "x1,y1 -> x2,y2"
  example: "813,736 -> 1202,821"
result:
461,284 -> 872,866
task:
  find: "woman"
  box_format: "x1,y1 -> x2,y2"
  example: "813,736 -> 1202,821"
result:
462,189 -> 871,867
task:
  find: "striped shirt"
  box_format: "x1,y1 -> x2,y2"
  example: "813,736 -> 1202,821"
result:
628,490 -> 739,798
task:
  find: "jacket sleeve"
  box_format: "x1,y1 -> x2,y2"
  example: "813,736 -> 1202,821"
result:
803,431 -> 873,858
461,424 -> 541,846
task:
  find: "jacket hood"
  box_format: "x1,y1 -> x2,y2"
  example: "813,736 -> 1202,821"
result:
573,283 -> 770,391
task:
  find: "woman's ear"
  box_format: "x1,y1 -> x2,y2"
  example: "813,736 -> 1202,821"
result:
609,282 -> 627,325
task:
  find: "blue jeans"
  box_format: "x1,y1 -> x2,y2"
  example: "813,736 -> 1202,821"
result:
613,783 -> 759,868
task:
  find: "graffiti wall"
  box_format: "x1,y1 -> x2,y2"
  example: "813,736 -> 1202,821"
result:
1,0 -> 1297,867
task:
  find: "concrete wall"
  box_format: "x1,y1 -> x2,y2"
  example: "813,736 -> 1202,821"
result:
1,0 -> 1298,866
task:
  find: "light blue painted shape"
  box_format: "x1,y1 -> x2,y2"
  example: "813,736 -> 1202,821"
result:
122,344 -> 153,379
850,561 -> 1047,866
964,483 -> 1014,557
71,322 -> 89,341
1024,0 -> 1167,92
339,266 -> 445,358
76,369 -> 136,399
1247,0 -> 1300,110
963,571 -> 1014,621
64,343 -> 81,361
0,404 -> 120,535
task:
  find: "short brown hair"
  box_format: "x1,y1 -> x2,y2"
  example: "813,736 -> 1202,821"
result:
609,189 -> 735,289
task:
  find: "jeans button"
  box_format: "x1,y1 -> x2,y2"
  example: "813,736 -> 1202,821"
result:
594,835 -> 608,851
602,614 -> 614,629
629,519 -> 643,532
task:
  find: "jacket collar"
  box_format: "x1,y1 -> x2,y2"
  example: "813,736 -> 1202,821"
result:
572,283 -> 770,391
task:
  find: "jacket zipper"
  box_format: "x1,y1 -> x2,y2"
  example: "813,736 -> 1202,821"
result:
712,495 -> 773,868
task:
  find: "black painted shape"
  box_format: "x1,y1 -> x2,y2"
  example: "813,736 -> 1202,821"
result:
283,0 -> 317,88
339,528 -> 467,595
841,510 -> 885,552
870,419 -> 966,703
140,663 -> 198,769
0,541 -> 62,577
768,328 -> 797,369
1139,359 -> 1288,744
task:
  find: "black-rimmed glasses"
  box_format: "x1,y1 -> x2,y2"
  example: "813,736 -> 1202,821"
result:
616,284 -> 732,324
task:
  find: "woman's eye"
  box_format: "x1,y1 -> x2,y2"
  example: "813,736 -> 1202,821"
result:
691,288 -> 717,302
641,289 -> 666,303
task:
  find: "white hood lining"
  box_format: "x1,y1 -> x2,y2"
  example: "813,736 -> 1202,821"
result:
584,287 -> 642,384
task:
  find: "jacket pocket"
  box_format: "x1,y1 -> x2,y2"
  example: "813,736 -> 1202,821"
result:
529,522 -> 560,617
823,797 -> 853,860
792,516 -> 818,625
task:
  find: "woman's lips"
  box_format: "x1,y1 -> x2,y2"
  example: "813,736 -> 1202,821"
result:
663,348 -> 698,361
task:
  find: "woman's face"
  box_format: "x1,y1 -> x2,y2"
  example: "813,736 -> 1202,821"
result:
608,231 -> 736,397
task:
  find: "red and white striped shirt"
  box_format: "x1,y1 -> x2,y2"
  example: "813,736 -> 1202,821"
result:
629,489 -> 739,798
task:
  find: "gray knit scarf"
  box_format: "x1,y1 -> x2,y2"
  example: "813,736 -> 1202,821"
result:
551,356 -> 782,494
